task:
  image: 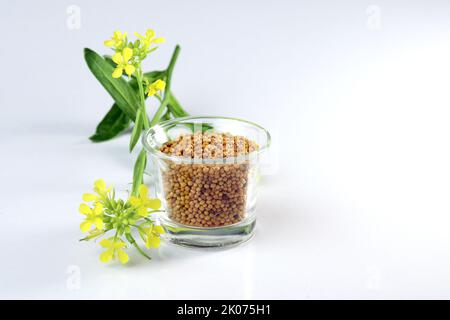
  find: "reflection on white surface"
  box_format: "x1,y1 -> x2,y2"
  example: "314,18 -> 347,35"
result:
242,244 -> 255,299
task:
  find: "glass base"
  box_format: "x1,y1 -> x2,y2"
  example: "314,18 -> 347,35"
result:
160,216 -> 256,248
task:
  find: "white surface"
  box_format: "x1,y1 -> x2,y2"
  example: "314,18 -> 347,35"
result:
1,0 -> 450,299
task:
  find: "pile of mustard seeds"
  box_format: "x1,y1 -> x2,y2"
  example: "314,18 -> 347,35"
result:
159,132 -> 259,159
159,132 -> 259,227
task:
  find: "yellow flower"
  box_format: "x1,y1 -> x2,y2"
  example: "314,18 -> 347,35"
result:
79,203 -> 104,232
134,29 -> 165,52
112,47 -> 135,78
99,238 -> 129,264
145,79 -> 166,97
129,185 -> 161,217
93,179 -> 112,194
104,30 -> 127,48
144,224 -> 165,249
82,179 -> 111,203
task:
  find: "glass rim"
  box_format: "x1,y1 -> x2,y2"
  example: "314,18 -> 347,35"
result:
141,115 -> 271,162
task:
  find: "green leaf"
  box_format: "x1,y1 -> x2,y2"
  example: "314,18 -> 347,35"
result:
128,70 -> 165,89
129,109 -> 143,152
161,109 -> 171,121
143,70 -> 166,84
103,55 -> 115,67
90,104 -> 131,142
132,149 -> 147,196
167,92 -> 189,117
84,48 -> 139,119
150,45 -> 181,126
89,69 -> 165,143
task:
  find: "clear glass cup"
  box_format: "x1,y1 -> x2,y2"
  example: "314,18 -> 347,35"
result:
142,116 -> 271,247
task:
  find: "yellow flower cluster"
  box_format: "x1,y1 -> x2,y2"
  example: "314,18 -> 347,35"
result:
79,202 -> 103,232
104,30 -> 127,49
134,29 -> 165,52
82,179 -> 111,202
99,238 -> 129,264
130,185 -> 161,217
104,28 -> 165,79
78,180 -> 163,264
85,28 -> 169,265
112,48 -> 135,78
79,179 -> 110,232
145,79 -> 166,97
143,224 -> 165,249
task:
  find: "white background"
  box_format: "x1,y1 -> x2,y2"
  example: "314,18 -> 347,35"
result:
1,0 -> 450,299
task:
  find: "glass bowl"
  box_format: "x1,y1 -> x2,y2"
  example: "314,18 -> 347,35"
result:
142,116 -> 270,247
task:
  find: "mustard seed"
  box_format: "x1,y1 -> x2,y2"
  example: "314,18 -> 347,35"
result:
159,132 -> 259,227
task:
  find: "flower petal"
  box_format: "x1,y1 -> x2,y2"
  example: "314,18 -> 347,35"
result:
100,250 -> 113,263
82,193 -> 97,202
129,196 -> 140,207
147,236 -> 160,248
104,40 -> 115,47
112,53 -> 122,64
94,179 -> 106,193
137,207 -> 148,217
154,79 -> 166,90
94,218 -> 104,230
93,203 -> 103,215
80,220 -> 92,232
99,239 -> 112,248
152,37 -> 165,44
79,203 -> 92,215
142,40 -> 151,49
122,47 -> 133,61
139,185 -> 149,198
134,32 -> 144,40
112,67 -> 123,78
112,239 -> 126,249
146,198 -> 161,210
124,64 -> 135,76
145,29 -> 155,39
154,225 -> 165,235
118,250 -> 129,264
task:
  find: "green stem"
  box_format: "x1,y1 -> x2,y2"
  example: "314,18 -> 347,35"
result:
161,109 -> 171,121
135,67 -> 150,129
125,232 -> 151,260
79,230 -> 106,242
150,45 -> 181,126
